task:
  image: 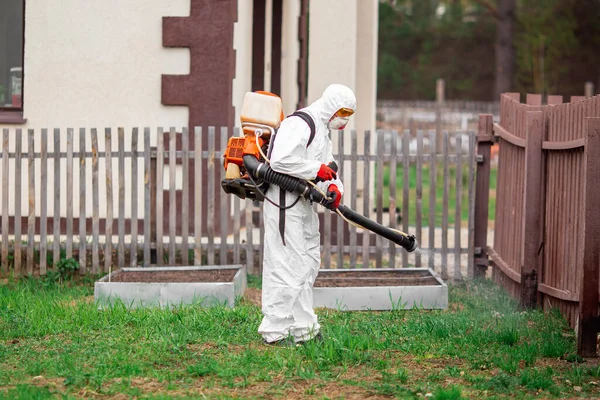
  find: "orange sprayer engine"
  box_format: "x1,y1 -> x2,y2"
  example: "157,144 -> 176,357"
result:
221,91 -> 284,201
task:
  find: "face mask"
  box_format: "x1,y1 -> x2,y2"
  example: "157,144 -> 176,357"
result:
328,116 -> 349,130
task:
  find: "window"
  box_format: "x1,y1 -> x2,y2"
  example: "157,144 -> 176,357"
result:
0,0 -> 25,123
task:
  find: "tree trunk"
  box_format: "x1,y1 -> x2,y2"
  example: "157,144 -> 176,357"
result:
494,0 -> 516,100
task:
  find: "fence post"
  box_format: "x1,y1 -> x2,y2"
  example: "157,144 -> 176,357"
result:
150,148 -> 157,264
435,78 -> 445,154
584,81 -> 594,98
520,111 -> 543,309
473,114 -> 493,278
578,117 -> 600,357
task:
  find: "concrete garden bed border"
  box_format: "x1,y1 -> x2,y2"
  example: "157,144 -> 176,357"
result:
313,268 -> 448,311
94,265 -> 247,309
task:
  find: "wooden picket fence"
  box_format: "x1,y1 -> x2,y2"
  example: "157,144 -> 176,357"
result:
0,127 -> 477,280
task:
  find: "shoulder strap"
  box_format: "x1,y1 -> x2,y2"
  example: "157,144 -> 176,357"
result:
290,111 -> 316,148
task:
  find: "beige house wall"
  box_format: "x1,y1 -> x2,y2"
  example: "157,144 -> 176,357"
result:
307,0 -> 378,207
0,0 -> 379,218
0,0 -> 192,219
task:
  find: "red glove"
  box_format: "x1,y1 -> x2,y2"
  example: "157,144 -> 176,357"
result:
316,164 -> 337,182
323,184 -> 342,210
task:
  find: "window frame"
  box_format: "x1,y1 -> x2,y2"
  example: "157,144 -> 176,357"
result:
0,0 -> 26,124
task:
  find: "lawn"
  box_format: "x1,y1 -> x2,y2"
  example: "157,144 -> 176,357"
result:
379,164 -> 497,227
1,276 -> 599,399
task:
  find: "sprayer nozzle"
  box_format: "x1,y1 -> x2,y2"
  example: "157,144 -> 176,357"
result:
406,235 -> 418,252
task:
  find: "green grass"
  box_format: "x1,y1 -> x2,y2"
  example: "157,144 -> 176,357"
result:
0,276 -> 598,399
378,163 -> 497,226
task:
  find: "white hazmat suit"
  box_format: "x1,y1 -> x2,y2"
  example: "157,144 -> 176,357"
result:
258,84 -> 357,344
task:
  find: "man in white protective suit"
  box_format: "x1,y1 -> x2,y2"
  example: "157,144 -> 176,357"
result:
258,84 -> 356,346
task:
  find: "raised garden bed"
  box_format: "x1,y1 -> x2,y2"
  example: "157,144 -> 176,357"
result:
94,265 -> 246,309
313,268 -> 447,311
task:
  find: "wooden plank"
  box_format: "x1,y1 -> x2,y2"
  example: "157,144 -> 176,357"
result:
467,131 -> 476,278
53,129 -> 60,268
168,127 -> 176,264
493,124 -> 527,148
181,127 -> 190,264
474,115 -> 494,278
207,127 -> 215,265
526,94 -> 542,106
234,195 -> 240,265
258,197 -> 264,275
337,130 -> 344,268
488,246 -> 521,284
1,129 -> 9,273
375,131 -> 383,268
91,129 -> 100,274
521,111 -> 543,308
350,129 -> 358,268
570,95 -> 585,103
79,128 -> 86,273
245,199 -> 254,274
40,129 -> 48,275
547,95 -> 563,105
388,130 -> 397,268
402,130 -> 410,268
143,128 -> 151,267
27,130 -> 35,275
155,128 -> 164,265
104,128 -> 113,273
545,107 -> 558,301
194,127 -> 203,265
66,128 -> 74,259
118,127 -> 125,269
454,133 -> 463,280
130,128 -> 139,267
538,283 -> 578,303
362,130 -> 371,268
578,117 -> 600,357
14,130 -> 22,275
506,92 -> 520,102
428,129 -> 436,270
231,127 -> 242,264
416,130 -> 423,267
220,127 -> 228,265
233,128 -> 241,265
542,138 -> 585,150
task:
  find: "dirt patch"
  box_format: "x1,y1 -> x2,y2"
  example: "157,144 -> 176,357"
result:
125,377 -> 168,393
243,287 -> 262,308
537,356 -> 600,370
318,270 -> 432,279
315,277 -> 440,287
58,296 -> 94,307
314,270 -> 440,287
0,279 -> 8,285
108,269 -> 238,283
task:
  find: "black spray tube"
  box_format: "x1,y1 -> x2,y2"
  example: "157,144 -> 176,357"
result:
243,155 -> 418,252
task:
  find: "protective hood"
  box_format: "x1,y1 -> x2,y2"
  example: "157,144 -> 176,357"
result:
302,84 -> 356,126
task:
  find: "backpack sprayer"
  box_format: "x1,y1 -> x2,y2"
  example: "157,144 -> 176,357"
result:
220,91 -> 418,253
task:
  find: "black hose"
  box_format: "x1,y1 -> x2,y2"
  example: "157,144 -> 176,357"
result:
243,155 -> 327,204
243,155 -> 418,253
337,205 -> 418,252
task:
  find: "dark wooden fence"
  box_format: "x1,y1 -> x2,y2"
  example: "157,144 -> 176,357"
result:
475,93 -> 600,356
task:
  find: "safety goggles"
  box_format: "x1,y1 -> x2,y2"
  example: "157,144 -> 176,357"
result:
335,107 -> 355,117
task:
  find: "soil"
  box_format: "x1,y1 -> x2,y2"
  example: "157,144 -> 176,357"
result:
314,269 -> 441,287
314,276 -> 440,287
317,269 -> 432,279
108,268 -> 439,287
108,269 -> 238,283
